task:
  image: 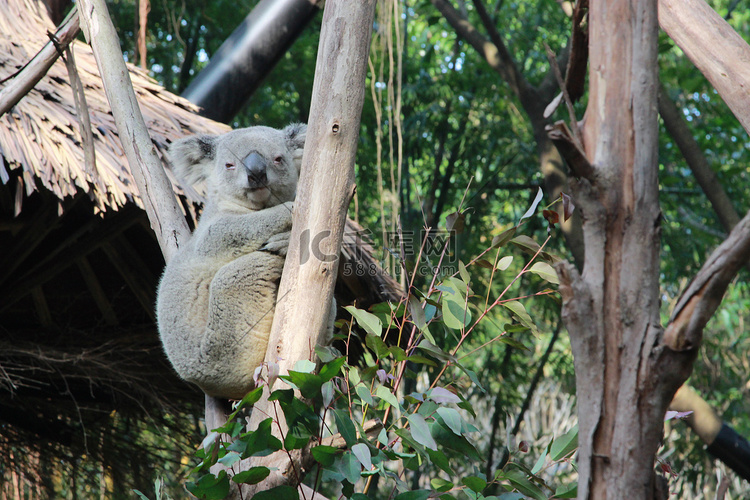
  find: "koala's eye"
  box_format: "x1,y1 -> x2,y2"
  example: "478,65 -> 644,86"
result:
273,156 -> 283,165
225,162 -> 236,170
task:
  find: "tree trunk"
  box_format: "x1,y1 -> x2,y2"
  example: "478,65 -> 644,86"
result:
233,1 -> 377,497
77,0 -> 190,262
555,0 -> 693,497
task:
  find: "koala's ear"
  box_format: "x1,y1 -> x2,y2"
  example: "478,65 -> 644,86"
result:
283,123 -> 307,170
168,135 -> 217,185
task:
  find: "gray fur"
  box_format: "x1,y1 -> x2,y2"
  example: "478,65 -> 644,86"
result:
156,124 -> 307,399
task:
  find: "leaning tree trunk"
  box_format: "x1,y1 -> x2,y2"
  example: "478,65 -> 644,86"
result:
233,1 -> 377,497
554,0 -> 693,497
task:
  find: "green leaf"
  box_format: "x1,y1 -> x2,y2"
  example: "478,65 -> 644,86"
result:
442,292 -> 470,329
355,384 -> 375,406
133,490 -> 150,500
501,301 -> 537,334
497,335 -> 530,351
408,295 -> 427,331
407,413 -> 437,451
333,409 -> 357,447
366,333 -> 391,360
186,471 -> 230,500
311,445 -> 340,467
230,418 -> 283,458
232,467 -> 270,485
217,451 -> 241,467
462,476 -> 487,493
426,447 -> 454,475
352,443 -> 372,470
510,235 -> 542,255
530,444 -> 548,475
550,424 -> 578,461
236,386 -> 264,411
251,485 -> 299,500
322,380 -> 334,408
376,385 -> 401,409
518,187 -> 544,225
405,354 -> 438,367
394,490 -> 432,500
554,483 -> 578,498
496,255 -> 513,271
319,357 -> 346,382
436,407 -> 463,435
491,227 -> 516,248
428,387 -> 461,404
504,469 -> 546,500
344,306 -> 382,337
280,371 -> 324,399
528,261 -> 559,285
431,477 -> 454,492
429,421 -> 481,459
389,345 -> 408,361
292,359 -> 316,373
458,260 -> 471,283
337,452 -> 362,484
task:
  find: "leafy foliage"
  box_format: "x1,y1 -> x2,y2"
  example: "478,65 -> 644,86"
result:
177,202 -> 578,500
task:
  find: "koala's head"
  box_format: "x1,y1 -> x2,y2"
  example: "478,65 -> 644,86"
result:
169,123 -> 306,211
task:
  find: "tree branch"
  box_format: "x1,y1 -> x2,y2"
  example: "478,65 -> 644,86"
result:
432,0 -> 530,100
664,210 -> 750,351
77,0 -> 190,262
0,7 -> 80,117
659,0 -> 750,136
658,85 -> 741,232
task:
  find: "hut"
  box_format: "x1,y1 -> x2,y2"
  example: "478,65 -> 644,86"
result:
0,0 -> 399,495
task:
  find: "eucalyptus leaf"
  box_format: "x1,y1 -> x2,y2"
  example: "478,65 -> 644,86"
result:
528,261 -> 559,284
344,305 -> 383,337
407,413 -> 437,451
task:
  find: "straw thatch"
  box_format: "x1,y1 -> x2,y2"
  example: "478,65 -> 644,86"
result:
0,0 -> 400,494
0,0 -> 230,217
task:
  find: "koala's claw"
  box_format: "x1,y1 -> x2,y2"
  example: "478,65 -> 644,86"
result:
261,231 -> 291,256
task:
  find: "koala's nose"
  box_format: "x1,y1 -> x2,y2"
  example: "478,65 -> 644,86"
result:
242,152 -> 267,186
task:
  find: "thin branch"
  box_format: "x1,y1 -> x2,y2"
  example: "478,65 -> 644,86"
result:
0,7 -> 80,117
63,45 -> 100,191
658,85 -> 741,232
432,0 -> 530,100
664,209 -> 750,351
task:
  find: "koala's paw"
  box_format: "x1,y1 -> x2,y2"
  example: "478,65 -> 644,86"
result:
261,231 -> 291,256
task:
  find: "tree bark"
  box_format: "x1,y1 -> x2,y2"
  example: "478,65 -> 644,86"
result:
555,0 -> 693,497
77,0 -> 190,263
658,0 -> 750,136
230,1 -> 377,497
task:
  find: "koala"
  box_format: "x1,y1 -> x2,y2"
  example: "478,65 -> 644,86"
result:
156,123 -> 306,399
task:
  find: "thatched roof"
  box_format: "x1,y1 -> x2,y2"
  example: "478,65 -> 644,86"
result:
0,0 -> 230,216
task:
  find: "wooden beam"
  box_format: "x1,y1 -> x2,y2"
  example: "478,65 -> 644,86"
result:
30,286 -> 53,327
0,207 -> 142,312
76,257 -> 119,326
101,237 -> 157,320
